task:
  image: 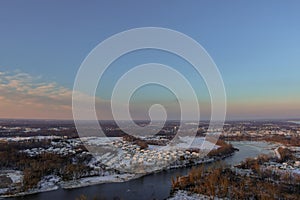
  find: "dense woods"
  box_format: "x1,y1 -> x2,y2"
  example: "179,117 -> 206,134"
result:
207,140 -> 236,158
277,147 -> 294,162
171,163 -> 300,199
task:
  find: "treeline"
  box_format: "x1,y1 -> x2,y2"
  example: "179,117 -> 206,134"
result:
277,147 -> 294,162
22,153 -> 94,190
238,154 -> 300,185
0,141 -> 94,192
0,140 -> 51,151
171,163 -> 300,199
221,135 -> 300,147
123,134 -> 148,149
265,135 -> 300,146
238,154 -> 271,174
0,128 -> 78,138
207,140 -> 236,158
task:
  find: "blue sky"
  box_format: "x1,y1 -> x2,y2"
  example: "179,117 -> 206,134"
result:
0,1 -> 300,119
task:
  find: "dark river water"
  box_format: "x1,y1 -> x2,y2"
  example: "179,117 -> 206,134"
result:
11,141 -> 275,200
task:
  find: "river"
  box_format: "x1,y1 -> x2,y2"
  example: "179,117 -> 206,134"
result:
12,141 -> 276,200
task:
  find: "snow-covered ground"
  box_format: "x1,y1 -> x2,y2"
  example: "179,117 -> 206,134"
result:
19,138 -> 81,156
0,170 -> 23,196
0,188 -> 9,195
1,136 -> 226,197
36,175 -> 60,191
18,136 -> 221,174
0,136 -> 62,142
81,137 -> 122,146
0,174 -> 60,198
60,173 -> 140,189
169,136 -> 220,150
4,170 -> 22,183
168,190 -> 225,200
87,137 -> 218,174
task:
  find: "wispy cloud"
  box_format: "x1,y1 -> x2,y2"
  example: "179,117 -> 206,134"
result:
0,70 -> 73,119
2,69 -> 298,120
0,69 -> 114,120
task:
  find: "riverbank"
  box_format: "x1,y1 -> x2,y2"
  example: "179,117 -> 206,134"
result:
2,141 -> 276,200
168,190 -> 216,200
61,173 -> 142,189
0,150 -> 236,198
169,141 -> 300,200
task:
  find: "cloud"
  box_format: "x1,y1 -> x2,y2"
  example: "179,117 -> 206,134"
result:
0,69 -> 114,120
4,69 -> 298,121
0,70 -> 75,119
0,69 -> 213,120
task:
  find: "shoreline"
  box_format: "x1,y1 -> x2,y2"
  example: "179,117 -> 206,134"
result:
0,151 -> 236,198
61,173 -> 143,190
0,186 -> 59,199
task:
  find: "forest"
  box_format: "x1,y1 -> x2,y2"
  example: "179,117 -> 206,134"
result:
171,161 -> 300,199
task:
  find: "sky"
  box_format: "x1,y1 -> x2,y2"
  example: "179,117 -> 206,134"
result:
0,1 -> 300,120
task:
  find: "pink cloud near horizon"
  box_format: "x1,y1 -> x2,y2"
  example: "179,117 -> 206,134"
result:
0,70 -> 299,120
